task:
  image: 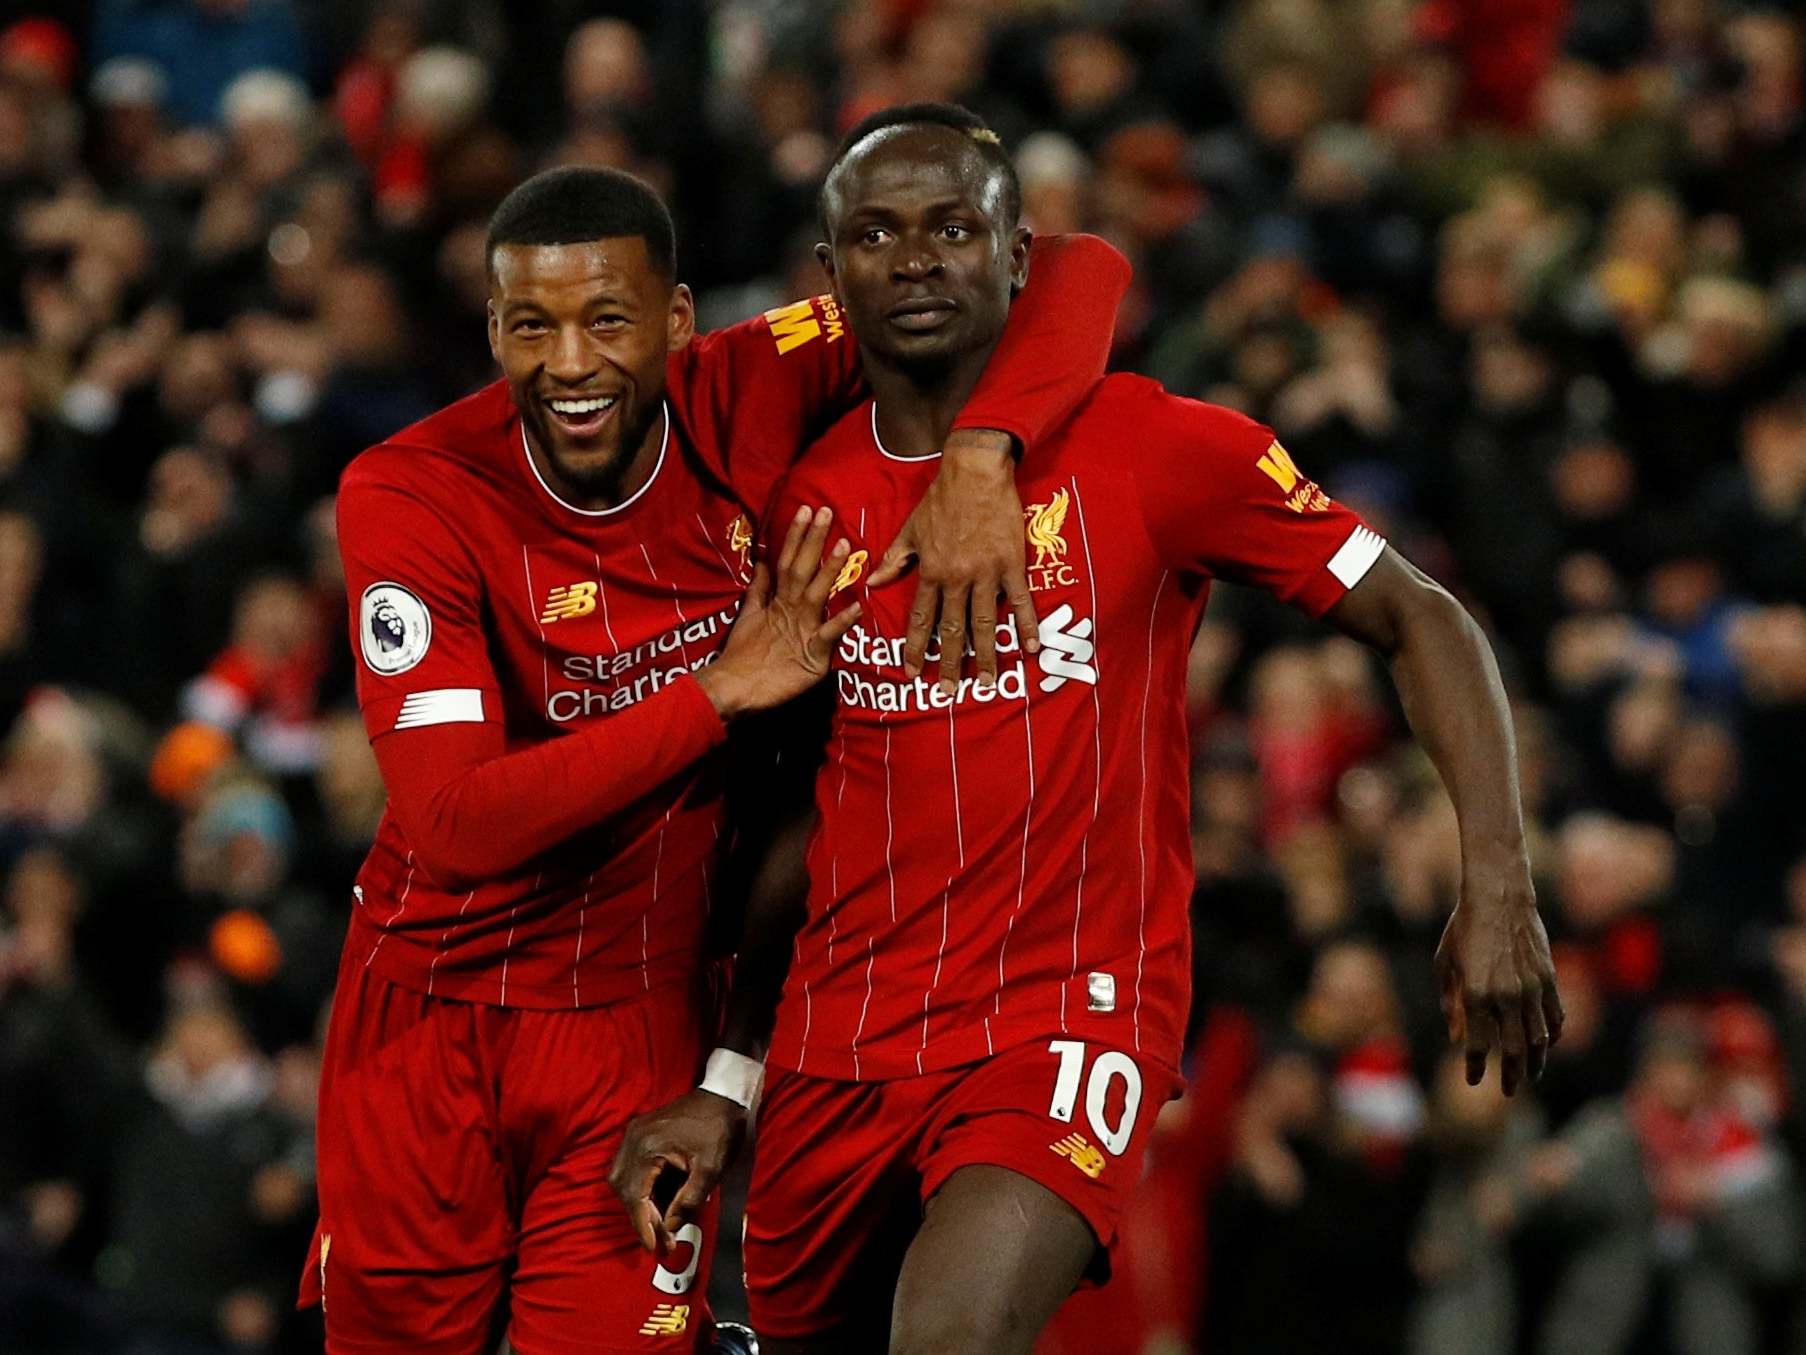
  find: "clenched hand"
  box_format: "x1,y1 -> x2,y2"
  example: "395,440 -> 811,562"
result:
1433,871 -> 1564,1096
608,1089 -> 747,1255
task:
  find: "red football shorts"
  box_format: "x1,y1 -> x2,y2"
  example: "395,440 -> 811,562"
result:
741,1038 -> 1176,1339
299,955 -> 720,1354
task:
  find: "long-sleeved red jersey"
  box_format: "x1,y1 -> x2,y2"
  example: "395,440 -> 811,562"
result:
335,235 -> 1130,1009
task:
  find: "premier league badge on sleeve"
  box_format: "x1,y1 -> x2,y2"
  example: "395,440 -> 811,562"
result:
359,582 -> 432,675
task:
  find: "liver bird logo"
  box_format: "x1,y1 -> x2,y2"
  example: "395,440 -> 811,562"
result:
1024,488 -> 1071,569
727,514 -> 754,556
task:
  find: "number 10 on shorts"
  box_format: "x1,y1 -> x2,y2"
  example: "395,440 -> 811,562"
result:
1046,1041 -> 1143,1155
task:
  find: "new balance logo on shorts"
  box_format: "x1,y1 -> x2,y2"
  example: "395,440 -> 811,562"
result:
639,1303 -> 689,1336
1050,1132 -> 1107,1179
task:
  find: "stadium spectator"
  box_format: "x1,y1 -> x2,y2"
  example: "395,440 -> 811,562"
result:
91,0 -> 311,129
100,996 -> 306,1354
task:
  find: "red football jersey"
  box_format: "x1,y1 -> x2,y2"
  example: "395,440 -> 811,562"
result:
765,376 -> 1387,1079
335,236 -> 1130,1009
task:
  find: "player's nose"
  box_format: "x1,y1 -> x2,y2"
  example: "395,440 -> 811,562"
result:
891,244 -> 944,282
546,325 -> 598,383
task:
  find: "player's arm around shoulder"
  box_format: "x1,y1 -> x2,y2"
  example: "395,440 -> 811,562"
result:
872,235 -> 1132,693
666,293 -> 865,515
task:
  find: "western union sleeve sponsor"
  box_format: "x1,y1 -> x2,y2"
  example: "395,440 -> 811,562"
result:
763,295 -> 845,354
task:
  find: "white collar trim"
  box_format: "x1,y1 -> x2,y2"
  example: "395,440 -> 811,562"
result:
520,399 -> 670,517
870,403 -> 942,462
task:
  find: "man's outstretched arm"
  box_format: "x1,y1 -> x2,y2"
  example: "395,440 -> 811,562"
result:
1131,395 -> 1563,1096
1325,548 -> 1564,1094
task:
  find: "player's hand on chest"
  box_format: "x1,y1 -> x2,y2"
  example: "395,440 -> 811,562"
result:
829,476 -> 1106,698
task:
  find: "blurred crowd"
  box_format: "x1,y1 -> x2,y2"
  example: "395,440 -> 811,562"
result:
0,1 -> 1803,1353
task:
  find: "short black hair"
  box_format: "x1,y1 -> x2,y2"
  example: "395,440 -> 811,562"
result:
818,102 -> 1022,240
486,165 -> 676,280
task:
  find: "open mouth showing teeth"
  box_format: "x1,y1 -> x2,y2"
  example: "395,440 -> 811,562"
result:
548,396 -> 617,416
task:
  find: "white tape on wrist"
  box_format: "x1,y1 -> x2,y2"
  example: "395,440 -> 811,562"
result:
700,1048 -> 764,1116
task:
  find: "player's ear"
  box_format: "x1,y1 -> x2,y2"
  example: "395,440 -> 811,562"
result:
814,242 -> 842,307
667,282 -> 696,353
486,299 -> 502,364
1008,227 -> 1032,295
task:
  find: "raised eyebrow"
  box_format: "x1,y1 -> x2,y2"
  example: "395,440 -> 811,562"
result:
847,198 -> 977,227
585,291 -> 637,312
500,292 -> 635,318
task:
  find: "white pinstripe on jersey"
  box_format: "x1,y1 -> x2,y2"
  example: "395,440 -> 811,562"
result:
363,851 -> 416,969
503,545 -> 552,1001
695,510 -> 745,585
523,546 -> 550,715
1064,480 -> 1105,1031
850,937 -> 876,1080
917,695 -> 966,1070
640,539 -> 689,993
591,551 -> 622,689
572,868 -> 594,1008
882,724 -> 897,921
1132,570 -> 1173,1051
988,634 -> 1039,1054
426,889 -> 477,995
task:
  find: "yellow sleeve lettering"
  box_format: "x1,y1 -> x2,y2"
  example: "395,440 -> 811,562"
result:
1256,440 -> 1301,493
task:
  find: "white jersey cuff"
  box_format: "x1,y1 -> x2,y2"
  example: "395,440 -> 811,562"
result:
1327,525 -> 1386,590
700,1047 -> 764,1116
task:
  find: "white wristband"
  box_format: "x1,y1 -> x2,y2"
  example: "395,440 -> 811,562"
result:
700,1048 -> 764,1116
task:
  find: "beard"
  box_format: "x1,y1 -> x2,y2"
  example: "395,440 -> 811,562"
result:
525,397 -> 662,504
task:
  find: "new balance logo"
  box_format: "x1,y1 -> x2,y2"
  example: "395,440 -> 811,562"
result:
1051,1132 -> 1107,1179
1035,603 -> 1097,692
541,581 -> 597,623
831,548 -> 868,597
639,1303 -> 689,1336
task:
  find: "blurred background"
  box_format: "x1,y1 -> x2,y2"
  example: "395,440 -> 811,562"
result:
0,0 -> 1803,1352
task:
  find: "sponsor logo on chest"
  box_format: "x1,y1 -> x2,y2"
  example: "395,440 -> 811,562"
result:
829,479 -> 1101,713
528,512 -> 749,723
543,602 -> 737,723
834,603 -> 1098,714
